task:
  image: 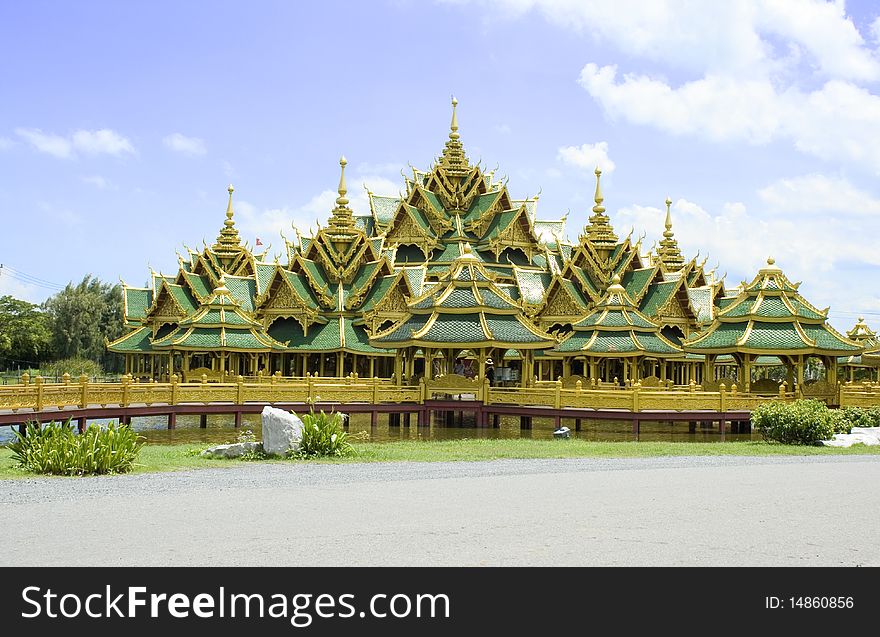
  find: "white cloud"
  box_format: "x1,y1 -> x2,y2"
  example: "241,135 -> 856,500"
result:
16,128 -> 73,158
71,129 -> 135,156
464,0 -> 880,80
614,194 -> 880,323
871,16 -> 880,44
163,133 -> 207,156
234,175 -> 400,242
81,175 -> 116,190
578,65 -> 880,173
557,141 -> 615,174
15,128 -> 135,158
0,137 -> 13,150
494,123 -> 512,135
758,174 -> 880,215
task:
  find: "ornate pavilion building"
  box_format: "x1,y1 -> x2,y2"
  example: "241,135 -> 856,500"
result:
109,99 -> 864,391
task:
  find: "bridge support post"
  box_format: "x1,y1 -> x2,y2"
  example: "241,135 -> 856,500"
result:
492,413 -> 500,428
168,412 -> 176,430
632,418 -> 639,439
719,420 -> 726,440
234,412 -> 242,428
445,411 -> 454,426
688,421 -> 697,433
370,410 -> 377,428
520,416 -> 531,429
18,423 -> 26,437
77,417 -> 86,433
200,414 -> 208,428
403,412 -> 411,427
575,418 -> 582,431
553,414 -> 561,429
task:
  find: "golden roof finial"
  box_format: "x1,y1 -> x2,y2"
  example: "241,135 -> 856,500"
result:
450,96 -> 460,140
336,156 -> 349,207
225,184 -> 235,226
664,197 -> 673,236
592,167 -> 605,214
657,195 -> 684,271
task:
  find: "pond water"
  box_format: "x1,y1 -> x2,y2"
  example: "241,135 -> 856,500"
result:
0,411 -> 757,445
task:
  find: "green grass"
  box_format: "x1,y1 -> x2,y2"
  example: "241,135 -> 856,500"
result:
1,438 -> 879,479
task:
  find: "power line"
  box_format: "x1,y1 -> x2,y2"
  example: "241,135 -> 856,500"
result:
0,264 -> 66,291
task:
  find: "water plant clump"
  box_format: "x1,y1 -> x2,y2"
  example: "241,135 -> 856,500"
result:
296,410 -> 354,458
10,420 -> 144,475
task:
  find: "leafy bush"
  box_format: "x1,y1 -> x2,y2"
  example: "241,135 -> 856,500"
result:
837,406 -> 880,429
751,400 -> 838,445
296,410 -> 353,458
10,420 -> 144,475
44,357 -> 103,379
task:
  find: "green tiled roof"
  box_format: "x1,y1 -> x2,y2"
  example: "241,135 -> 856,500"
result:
373,315 -> 430,343
685,323 -> 743,350
479,288 -> 517,310
354,215 -> 374,235
482,209 -> 520,239
802,325 -> 861,352
561,279 -> 590,309
569,265 -> 599,298
254,263 -> 276,296
421,190 -> 445,217
621,267 -> 655,302
639,280 -> 680,317
417,315 -> 489,343
124,288 -> 152,321
466,191 -> 502,221
484,316 -> 549,343
343,318 -> 389,354
282,270 -> 320,307
270,317 -> 341,351
514,269 -> 548,305
370,195 -> 399,226
400,266 -> 426,296
439,287 -> 480,308
686,287 -> 714,324
164,283 -> 199,315
404,204 -> 435,235
182,271 -> 213,301
359,275 -> 400,313
107,326 -> 153,353
223,277 -> 256,312
742,322 -> 808,350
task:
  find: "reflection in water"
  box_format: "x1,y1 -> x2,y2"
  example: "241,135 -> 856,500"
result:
0,411 -> 756,445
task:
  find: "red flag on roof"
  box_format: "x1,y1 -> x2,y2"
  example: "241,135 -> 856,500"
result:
255,238 -> 263,246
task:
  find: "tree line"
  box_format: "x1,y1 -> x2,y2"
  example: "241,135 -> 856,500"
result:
0,275 -> 125,373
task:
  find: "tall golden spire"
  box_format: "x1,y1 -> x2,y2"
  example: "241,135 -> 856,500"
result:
657,196 -> 684,271
213,184 -> 243,254
328,156 -> 355,232
583,167 -> 618,250
439,96 -> 470,176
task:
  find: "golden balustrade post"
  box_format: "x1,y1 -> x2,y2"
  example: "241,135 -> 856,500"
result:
34,375 -> 44,412
237,375 -> 244,404
554,379 -> 562,409
730,383 -> 737,397
270,372 -> 277,386
62,372 -> 70,386
79,373 -> 88,408
590,377 -> 597,389
171,374 -> 179,405
21,372 -> 30,386
719,383 -> 727,412
308,375 -> 316,405
631,381 -> 640,412
689,379 -> 696,393
372,376 -> 379,404
778,382 -> 786,401
418,377 -> 426,404
576,379 -> 583,395
122,374 -> 131,407
257,370 -> 263,384
307,373 -> 314,401
483,377 -> 491,404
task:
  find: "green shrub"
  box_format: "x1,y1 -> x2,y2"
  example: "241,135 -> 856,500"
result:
44,358 -> 104,379
837,406 -> 880,429
296,410 -> 353,458
751,400 -> 838,445
10,420 -> 144,475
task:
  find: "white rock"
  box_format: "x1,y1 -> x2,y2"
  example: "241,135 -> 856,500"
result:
261,406 -> 304,456
200,441 -> 262,458
819,427 -> 880,448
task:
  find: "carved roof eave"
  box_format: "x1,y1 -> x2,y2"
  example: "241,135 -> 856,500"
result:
144,280 -> 188,321
291,254 -> 336,308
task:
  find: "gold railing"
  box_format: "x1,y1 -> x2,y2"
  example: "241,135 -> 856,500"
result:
2,373 -> 866,414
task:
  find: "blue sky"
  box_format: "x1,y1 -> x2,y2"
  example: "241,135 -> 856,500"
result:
2,0 -> 880,332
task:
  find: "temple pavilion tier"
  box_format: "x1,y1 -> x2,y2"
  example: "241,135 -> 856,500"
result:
838,317 -> 880,382
550,274 -> 684,385
108,98 -> 866,391
370,245 -> 555,384
683,258 -> 861,392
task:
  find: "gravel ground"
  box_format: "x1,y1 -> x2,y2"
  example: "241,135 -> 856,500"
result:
2,455 -> 879,566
